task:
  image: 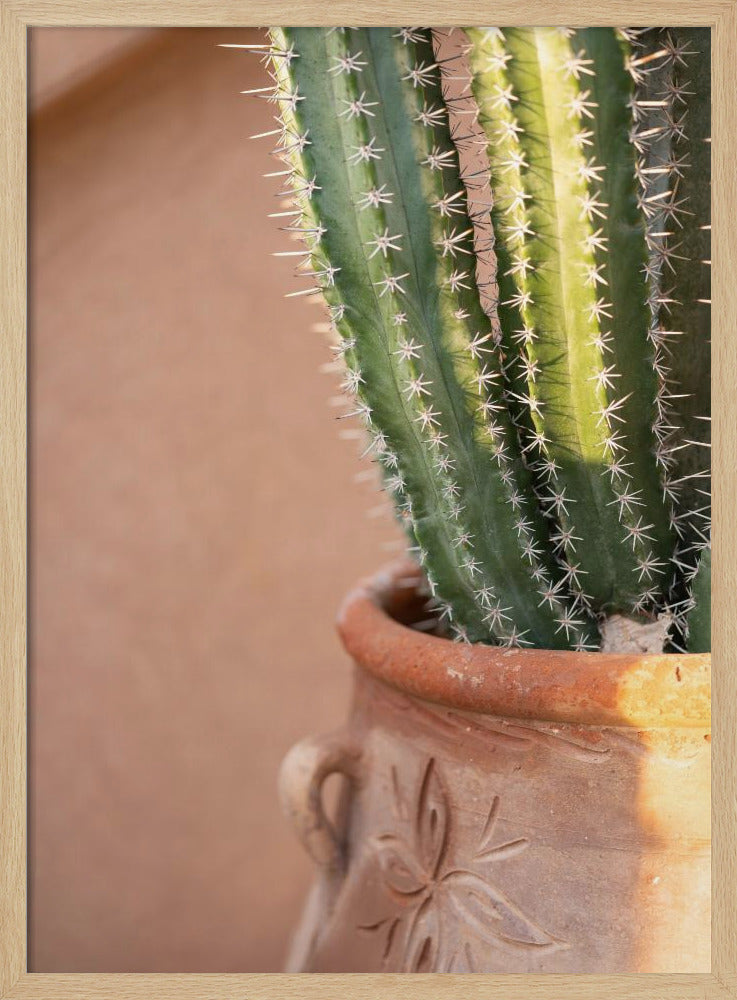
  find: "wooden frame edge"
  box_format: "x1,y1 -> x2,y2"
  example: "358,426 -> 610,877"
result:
1,973 -> 735,999
711,0 -> 737,995
0,0 -> 27,996
2,0 -> 737,26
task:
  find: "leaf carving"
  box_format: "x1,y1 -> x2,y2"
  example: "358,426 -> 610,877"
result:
475,794 -> 529,862
391,764 -> 409,821
403,895 -> 441,972
442,870 -> 564,953
475,838 -> 529,862
478,794 -> 501,850
359,758 -> 568,969
415,757 -> 449,878
443,941 -> 477,972
373,835 -> 427,896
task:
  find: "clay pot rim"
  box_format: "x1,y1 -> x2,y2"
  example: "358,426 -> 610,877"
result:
336,561 -> 711,729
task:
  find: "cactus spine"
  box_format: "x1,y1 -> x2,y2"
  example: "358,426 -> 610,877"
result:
257,26 -> 710,652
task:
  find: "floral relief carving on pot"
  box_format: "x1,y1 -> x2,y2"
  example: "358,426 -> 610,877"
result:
358,756 -> 568,971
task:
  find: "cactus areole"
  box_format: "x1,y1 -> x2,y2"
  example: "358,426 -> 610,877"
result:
259,27 -> 710,654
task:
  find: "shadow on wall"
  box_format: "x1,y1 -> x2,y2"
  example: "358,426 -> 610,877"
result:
28,26 -> 401,973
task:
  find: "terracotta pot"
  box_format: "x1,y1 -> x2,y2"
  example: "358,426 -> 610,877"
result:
279,562 -> 710,973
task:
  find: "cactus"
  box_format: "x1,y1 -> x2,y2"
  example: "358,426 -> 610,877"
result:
686,546 -> 711,653
251,26 -> 710,652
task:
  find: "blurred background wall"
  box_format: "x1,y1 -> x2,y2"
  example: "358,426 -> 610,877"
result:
29,26 -> 402,972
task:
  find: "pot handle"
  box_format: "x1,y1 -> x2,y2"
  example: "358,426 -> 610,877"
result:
278,731 -> 362,871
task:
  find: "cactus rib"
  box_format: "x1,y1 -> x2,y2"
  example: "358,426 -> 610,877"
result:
267,27 -> 597,647
466,27 -> 675,617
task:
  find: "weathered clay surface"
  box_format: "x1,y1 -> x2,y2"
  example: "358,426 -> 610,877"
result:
279,563 -> 711,973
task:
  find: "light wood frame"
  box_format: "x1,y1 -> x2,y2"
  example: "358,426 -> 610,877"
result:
1,3 -> 734,997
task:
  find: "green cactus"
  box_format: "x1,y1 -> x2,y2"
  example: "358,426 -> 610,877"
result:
686,546 -> 711,653
253,26 -> 710,652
